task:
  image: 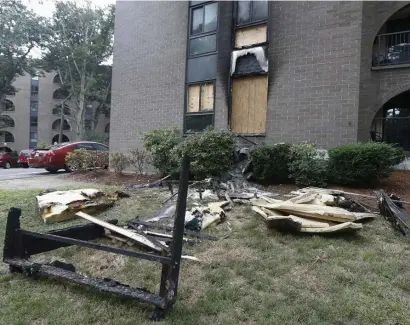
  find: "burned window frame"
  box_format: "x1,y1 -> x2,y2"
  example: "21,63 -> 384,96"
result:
184,79 -> 216,134
188,1 -> 219,58
235,0 -> 269,27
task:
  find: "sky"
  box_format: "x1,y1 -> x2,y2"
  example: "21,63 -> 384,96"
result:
22,0 -> 115,17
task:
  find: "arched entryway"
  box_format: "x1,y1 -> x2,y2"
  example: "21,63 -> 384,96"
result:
52,134 -> 69,144
371,90 -> 410,149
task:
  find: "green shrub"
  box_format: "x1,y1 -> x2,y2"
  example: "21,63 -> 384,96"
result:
129,148 -> 148,174
287,143 -> 328,187
143,128 -> 181,176
328,142 -> 401,186
174,128 -> 236,180
391,145 -> 406,165
250,144 -> 291,184
110,152 -> 131,174
65,149 -> 109,171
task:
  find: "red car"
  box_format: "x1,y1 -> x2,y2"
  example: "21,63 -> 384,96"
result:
0,150 -> 19,169
28,141 -> 109,173
17,149 -> 33,168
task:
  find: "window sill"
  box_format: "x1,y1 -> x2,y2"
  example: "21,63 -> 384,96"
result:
372,63 -> 410,71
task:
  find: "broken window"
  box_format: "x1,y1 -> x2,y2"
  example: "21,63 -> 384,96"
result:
185,82 -> 214,133
236,0 -> 268,26
189,2 -> 218,57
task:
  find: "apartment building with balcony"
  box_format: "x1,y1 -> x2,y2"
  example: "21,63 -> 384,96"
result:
110,1 -> 410,152
0,73 -> 110,152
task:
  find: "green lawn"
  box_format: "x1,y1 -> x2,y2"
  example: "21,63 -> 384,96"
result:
0,187 -> 409,325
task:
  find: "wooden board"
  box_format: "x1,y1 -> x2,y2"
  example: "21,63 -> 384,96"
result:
254,202 -> 356,223
235,24 -> 267,48
200,83 -> 214,111
231,75 -> 268,134
301,222 -> 362,233
188,84 -> 200,112
76,211 -> 162,252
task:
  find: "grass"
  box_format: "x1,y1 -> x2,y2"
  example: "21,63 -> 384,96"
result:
0,187 -> 410,325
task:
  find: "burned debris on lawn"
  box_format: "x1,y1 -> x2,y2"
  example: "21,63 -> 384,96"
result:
377,190 -> 410,236
37,189 -> 130,223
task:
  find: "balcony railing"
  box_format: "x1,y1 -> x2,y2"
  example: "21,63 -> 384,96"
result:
373,30 -> 410,67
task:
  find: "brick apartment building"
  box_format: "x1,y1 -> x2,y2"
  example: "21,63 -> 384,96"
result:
1,73 -> 110,152
110,1 -> 410,153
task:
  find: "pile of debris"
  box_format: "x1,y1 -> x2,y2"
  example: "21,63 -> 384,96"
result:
37,189 -> 129,223
251,189 -> 376,234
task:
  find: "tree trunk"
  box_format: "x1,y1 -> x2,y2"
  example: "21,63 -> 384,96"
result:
76,74 -> 86,141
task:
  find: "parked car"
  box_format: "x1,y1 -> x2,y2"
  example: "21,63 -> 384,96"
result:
28,141 -> 109,173
17,149 -> 33,168
0,150 -> 19,169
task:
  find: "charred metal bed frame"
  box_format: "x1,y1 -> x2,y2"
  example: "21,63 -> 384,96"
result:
3,156 -> 191,321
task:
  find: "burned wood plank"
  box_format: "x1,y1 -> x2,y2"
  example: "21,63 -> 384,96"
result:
76,212 -> 163,252
4,258 -> 167,308
377,190 -> 410,236
127,220 -> 218,241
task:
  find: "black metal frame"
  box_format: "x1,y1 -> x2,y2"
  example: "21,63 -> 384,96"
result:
3,156 -> 191,320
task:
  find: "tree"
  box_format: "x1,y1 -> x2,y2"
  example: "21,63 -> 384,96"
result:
0,0 -> 49,130
42,0 -> 115,140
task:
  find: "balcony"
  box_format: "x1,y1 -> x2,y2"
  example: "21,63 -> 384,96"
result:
373,30 -> 410,68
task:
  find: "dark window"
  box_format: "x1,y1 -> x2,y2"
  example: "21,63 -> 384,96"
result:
185,81 -> 214,133
52,104 -> 70,115
53,88 -> 70,100
0,131 -> 15,142
53,74 -> 61,84
30,116 -> 38,127
191,2 -> 218,35
30,102 -> 38,112
93,143 -> 109,151
4,100 -> 15,111
84,120 -> 92,131
0,115 -> 15,128
189,34 -> 217,56
236,0 -> 268,26
185,114 -> 213,133
31,85 -> 38,96
189,2 -> 218,57
52,119 -> 70,131
30,132 -> 37,142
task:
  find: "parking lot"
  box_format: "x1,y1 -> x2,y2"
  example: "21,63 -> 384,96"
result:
0,167 -> 50,181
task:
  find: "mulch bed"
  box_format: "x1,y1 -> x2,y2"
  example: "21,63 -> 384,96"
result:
62,169 -> 410,210
61,169 -> 160,186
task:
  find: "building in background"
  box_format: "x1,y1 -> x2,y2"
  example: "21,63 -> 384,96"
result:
0,72 -> 110,152
110,1 -> 410,152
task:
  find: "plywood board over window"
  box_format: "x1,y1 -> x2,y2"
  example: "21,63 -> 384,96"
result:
231,75 -> 268,134
188,84 -> 200,112
200,83 -> 214,111
235,24 -> 267,48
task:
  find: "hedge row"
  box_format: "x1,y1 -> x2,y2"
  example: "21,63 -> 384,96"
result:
250,142 -> 405,187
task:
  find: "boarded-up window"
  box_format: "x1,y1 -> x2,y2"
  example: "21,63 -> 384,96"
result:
187,83 -> 214,112
231,75 -> 267,134
185,82 -> 215,133
235,24 -> 267,48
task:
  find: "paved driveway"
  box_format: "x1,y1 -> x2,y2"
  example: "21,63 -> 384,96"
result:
0,168 -> 89,189
0,168 -> 50,181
